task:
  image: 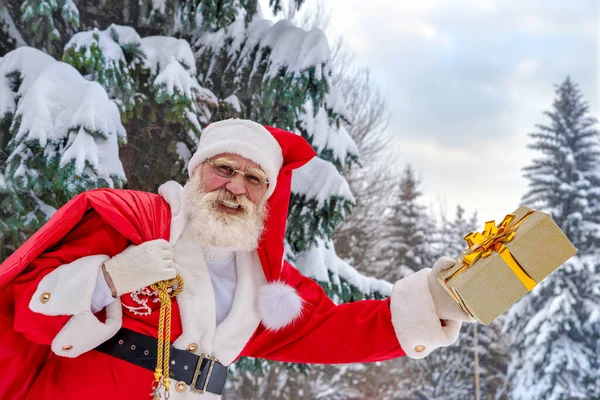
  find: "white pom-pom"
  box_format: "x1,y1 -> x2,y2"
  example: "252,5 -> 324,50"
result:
258,282 -> 305,330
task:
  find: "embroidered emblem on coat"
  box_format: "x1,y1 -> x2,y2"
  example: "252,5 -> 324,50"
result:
122,287 -> 160,316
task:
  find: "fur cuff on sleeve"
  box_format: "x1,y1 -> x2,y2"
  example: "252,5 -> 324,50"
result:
52,301 -> 122,358
30,255 -> 110,316
390,268 -> 462,359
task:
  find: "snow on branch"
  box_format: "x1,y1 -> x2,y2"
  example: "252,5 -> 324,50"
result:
259,19 -> 330,80
0,6 -> 27,47
287,157 -> 354,253
0,47 -> 55,119
298,98 -> 358,168
292,156 -> 354,205
295,237 -> 393,301
1,47 -> 126,194
142,35 -> 216,128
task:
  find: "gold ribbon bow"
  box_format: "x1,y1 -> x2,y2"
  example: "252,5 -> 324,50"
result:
444,210 -> 538,317
460,210 -> 537,291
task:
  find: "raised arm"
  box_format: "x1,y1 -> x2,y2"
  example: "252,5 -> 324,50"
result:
240,259 -> 468,363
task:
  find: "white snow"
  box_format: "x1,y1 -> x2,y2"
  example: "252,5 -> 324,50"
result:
151,0 -> 167,15
60,0 -> 79,24
14,61 -> 125,146
153,56 -> 200,98
291,157 -> 355,205
109,24 -> 142,46
295,237 -> 393,299
0,6 -> 26,47
223,94 -> 242,112
31,192 -> 57,218
198,15 -> 331,87
141,36 -> 197,75
176,141 -> 192,165
325,84 -> 348,117
66,27 -> 126,68
1,47 -> 126,186
60,127 -> 100,173
298,99 -> 359,166
261,20 -> 330,80
0,47 -> 55,118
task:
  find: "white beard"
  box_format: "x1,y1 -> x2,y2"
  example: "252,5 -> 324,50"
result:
183,175 -> 268,251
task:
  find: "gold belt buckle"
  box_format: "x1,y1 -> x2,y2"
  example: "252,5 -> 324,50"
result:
190,354 -> 218,394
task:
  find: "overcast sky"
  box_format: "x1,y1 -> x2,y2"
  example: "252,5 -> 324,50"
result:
264,0 -> 599,223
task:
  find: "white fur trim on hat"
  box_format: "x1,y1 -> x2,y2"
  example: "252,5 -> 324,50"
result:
258,281 -> 305,330
188,119 -> 284,199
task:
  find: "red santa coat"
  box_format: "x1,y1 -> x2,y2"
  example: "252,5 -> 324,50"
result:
0,128 -> 461,399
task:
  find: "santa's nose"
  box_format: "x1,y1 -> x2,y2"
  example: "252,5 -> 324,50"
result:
225,173 -> 246,195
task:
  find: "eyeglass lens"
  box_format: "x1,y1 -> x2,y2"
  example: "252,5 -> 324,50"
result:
210,160 -> 267,187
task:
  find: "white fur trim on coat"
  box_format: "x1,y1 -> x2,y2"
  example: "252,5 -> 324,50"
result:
187,119 -> 283,199
158,180 -> 187,244
51,301 -> 122,358
390,268 -> 462,359
28,255 -> 123,358
30,254 -> 110,316
258,281 -> 305,330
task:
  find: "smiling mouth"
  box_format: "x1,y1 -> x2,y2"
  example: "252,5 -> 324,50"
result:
219,199 -> 243,210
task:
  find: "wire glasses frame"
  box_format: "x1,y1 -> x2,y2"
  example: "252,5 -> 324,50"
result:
204,158 -> 269,188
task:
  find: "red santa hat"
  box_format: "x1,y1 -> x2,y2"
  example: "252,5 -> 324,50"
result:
187,119 -> 285,199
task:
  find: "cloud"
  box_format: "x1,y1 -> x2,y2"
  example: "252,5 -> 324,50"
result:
322,0 -> 598,219
261,0 -> 598,220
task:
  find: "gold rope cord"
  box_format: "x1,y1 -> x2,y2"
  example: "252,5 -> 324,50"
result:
150,275 -> 184,400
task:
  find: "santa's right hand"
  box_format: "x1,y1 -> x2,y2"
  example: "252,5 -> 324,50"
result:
103,239 -> 177,296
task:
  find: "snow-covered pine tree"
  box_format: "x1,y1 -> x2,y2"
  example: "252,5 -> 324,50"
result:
190,9 -> 388,305
522,76 -> 600,252
435,205 -> 478,260
2,1 -> 384,301
505,77 -> 600,400
0,5 -> 26,55
382,164 -> 435,281
0,46 -> 126,260
505,255 -> 600,400
395,206 -> 510,400
62,24 -> 218,188
2,2 -> 393,393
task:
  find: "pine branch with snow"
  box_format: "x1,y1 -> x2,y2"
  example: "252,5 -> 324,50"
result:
505,255 -> 600,399
0,46 -> 126,259
522,77 -> 600,252
18,0 -> 80,55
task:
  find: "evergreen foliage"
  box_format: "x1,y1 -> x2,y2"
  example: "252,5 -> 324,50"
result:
382,164 -> 435,280
522,77 -> 600,252
0,1 -> 391,384
507,77 -> 600,400
435,205 -> 478,259
505,256 -> 600,400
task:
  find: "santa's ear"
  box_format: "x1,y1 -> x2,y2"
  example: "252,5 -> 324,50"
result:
258,281 -> 305,330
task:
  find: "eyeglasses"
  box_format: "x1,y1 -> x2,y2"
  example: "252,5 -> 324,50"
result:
204,158 -> 269,188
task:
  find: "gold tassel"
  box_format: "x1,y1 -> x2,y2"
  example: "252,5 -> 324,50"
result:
150,275 -> 184,399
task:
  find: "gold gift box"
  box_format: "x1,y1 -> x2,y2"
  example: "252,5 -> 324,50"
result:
437,206 -> 577,325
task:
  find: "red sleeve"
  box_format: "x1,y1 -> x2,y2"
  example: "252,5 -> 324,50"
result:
239,263 -> 406,364
11,212 -> 130,345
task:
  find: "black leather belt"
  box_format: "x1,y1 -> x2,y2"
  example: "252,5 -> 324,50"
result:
95,328 -> 228,395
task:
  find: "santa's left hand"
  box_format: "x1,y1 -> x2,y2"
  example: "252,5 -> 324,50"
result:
428,257 -> 477,323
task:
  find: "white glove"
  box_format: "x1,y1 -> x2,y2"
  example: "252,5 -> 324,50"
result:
428,257 -> 476,322
103,239 -> 177,296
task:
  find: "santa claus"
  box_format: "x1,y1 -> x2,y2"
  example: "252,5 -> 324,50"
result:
0,119 -> 473,399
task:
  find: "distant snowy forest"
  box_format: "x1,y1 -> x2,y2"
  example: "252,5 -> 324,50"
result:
1,1 -> 599,399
